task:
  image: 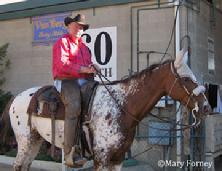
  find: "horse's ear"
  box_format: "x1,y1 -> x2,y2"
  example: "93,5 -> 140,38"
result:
174,48 -> 185,68
182,50 -> 189,64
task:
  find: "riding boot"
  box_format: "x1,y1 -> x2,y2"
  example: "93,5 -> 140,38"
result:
64,117 -> 86,167
61,80 -> 87,168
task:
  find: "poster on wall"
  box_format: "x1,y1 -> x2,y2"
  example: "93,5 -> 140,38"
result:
32,12 -> 70,45
82,27 -> 117,81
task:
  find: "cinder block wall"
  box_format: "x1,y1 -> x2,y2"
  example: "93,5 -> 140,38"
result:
186,0 -> 222,85
0,18 -> 53,94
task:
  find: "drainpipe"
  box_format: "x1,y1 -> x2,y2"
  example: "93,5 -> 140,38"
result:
175,0 -> 182,169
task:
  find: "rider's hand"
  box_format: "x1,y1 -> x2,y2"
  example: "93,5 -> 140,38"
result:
80,66 -> 96,74
89,64 -> 100,73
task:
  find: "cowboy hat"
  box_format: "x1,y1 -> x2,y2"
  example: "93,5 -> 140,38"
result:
64,14 -> 89,31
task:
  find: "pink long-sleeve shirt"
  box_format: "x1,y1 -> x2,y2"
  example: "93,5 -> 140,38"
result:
52,34 -> 93,80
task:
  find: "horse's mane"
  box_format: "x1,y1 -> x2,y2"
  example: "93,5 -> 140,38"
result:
105,60 -> 173,85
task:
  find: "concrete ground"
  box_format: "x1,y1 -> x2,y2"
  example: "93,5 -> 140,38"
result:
0,155 -> 154,171
0,155 -> 62,171
0,163 -> 154,171
0,163 -> 47,171
3,154 -> 222,171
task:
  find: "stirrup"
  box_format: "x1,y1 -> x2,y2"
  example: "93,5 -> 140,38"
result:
72,145 -> 87,166
73,156 -> 87,166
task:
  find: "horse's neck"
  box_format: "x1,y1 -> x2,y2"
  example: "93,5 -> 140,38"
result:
123,65 -> 167,126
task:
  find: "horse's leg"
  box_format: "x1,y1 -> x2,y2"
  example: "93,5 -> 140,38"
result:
13,135 -> 32,171
25,137 -> 44,171
93,163 -> 123,171
94,166 -> 108,171
13,131 -> 43,171
93,160 -> 104,171
110,163 -> 123,171
113,163 -> 123,171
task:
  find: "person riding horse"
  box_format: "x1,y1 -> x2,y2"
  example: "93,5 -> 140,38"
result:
52,14 -> 98,168
1,47 -> 211,171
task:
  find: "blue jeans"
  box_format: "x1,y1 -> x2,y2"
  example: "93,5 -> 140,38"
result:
54,78 -> 88,93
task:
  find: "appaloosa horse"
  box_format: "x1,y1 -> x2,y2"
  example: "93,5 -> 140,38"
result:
0,50 -> 210,171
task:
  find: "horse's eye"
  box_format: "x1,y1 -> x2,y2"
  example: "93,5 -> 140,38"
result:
184,78 -> 189,82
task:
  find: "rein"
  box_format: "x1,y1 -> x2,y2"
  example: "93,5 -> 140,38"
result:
92,63 -> 202,132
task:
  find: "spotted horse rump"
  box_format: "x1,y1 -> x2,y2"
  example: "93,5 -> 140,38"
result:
0,49 -> 210,171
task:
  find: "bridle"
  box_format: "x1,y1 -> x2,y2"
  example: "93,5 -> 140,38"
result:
169,62 -> 207,128
92,61 -> 206,131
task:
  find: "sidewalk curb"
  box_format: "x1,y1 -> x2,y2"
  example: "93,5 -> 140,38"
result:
0,155 -> 62,171
0,155 -> 155,171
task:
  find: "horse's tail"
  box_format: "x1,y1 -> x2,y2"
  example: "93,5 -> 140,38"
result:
0,96 -> 14,144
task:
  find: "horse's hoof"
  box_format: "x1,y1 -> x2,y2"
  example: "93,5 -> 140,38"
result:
13,165 -> 22,171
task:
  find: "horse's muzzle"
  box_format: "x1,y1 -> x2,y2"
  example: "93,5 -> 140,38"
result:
203,104 -> 211,115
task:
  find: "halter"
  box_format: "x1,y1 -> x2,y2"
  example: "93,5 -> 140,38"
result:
169,62 -> 206,127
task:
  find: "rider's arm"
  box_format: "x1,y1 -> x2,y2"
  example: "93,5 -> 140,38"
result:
53,38 -> 82,77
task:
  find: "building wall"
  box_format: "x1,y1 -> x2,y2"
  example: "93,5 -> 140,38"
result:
0,18 -> 53,94
214,9 -> 222,84
132,5 -> 175,72
185,0 -> 222,85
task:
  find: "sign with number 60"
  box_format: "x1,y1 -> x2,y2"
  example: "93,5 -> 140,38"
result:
82,27 -> 117,81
